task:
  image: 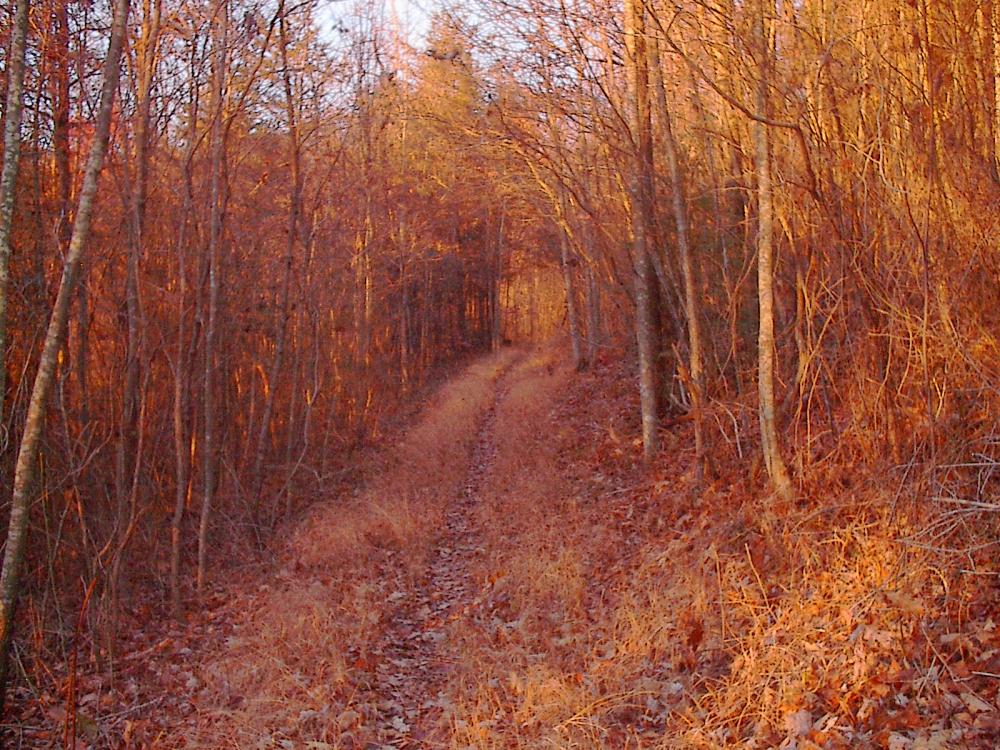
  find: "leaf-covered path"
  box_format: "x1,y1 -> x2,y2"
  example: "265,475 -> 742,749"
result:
160,350 -> 535,748
360,362 -> 511,748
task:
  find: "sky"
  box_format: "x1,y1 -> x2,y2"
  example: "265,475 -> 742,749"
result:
389,0 -> 436,46
315,0 -> 438,51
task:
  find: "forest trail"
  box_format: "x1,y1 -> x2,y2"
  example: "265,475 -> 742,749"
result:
174,347 -> 568,748
21,344 -> 1000,749
359,360 -> 512,747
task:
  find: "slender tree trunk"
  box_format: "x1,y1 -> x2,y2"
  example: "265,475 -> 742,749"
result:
992,0 -> 1000,179
530,269 -> 539,340
400,255 -> 410,386
198,0 -> 229,593
113,0 -> 161,610
492,210 -> 505,351
625,0 -> 659,463
170,46 -> 201,616
421,261 -> 431,370
650,32 -> 707,483
49,0 -> 90,426
586,259 -> 601,366
752,3 -> 794,502
0,0 -> 130,709
250,3 -> 300,518
0,0 -> 31,426
559,226 -> 585,369
51,0 -> 72,247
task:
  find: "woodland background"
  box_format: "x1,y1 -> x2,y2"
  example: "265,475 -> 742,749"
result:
0,0 -> 998,743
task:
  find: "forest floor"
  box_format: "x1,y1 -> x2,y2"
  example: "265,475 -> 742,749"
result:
11,344 -> 1000,748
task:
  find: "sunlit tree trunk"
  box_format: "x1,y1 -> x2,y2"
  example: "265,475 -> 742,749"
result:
400,254 -> 410,386
251,3 -> 300,518
492,209 -> 505,351
170,41 -> 201,616
650,30 -> 707,483
586,260 -> 601,366
352,200 -> 373,433
113,0 -> 161,610
530,269 -> 539,340
559,225 -> 585,369
0,0 -> 129,709
0,0 -> 31,426
48,0 -> 91,426
753,2 -> 794,502
992,1 -> 1000,179
421,261 -> 431,370
625,0 -> 659,463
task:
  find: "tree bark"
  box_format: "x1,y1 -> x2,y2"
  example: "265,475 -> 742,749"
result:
113,0 -> 161,610
559,225 -> 585,369
170,42 -> 202,616
0,0 -> 130,709
992,0 -> 1000,180
586,259 -> 601,366
0,0 -> 31,426
250,2 -> 300,519
625,0 -> 659,463
752,2 -> 794,502
492,209 -> 505,351
198,0 -> 229,593
650,31 -> 707,483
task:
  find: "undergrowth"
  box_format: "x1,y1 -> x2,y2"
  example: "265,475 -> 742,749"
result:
437,349 -> 1000,749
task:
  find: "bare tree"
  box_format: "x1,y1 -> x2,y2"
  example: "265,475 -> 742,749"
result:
650,29 -> 707,483
0,0 -> 131,709
198,0 -> 230,593
625,0 -> 660,464
250,0 -> 302,522
752,1 -> 794,502
0,0 -> 31,427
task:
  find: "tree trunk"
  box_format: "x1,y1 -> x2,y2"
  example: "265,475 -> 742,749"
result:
586,260 -> 601,366
0,0 -> 130,709
559,226 -> 585,369
992,0 -> 1000,180
0,0 -> 31,426
530,269 -> 539,340
650,31 -> 707,483
250,2 -> 300,519
198,0 -> 229,593
625,0 -> 659,463
170,45 -> 201,616
114,0 -> 161,609
752,2 -> 794,502
492,210 -> 505,351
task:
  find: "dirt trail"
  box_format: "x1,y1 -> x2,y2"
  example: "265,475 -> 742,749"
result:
363,366 -> 512,748
158,350 -> 554,749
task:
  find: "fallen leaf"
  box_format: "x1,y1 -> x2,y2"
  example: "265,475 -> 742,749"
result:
960,691 -> 994,714
784,708 -> 812,737
885,591 -> 925,618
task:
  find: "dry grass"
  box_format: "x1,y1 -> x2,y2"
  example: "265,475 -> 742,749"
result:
434,350 -> 1000,749
440,347 -> 648,748
175,351 -> 515,748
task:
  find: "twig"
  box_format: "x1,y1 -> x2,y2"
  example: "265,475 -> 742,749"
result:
745,543 -> 773,618
64,577 -> 98,750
